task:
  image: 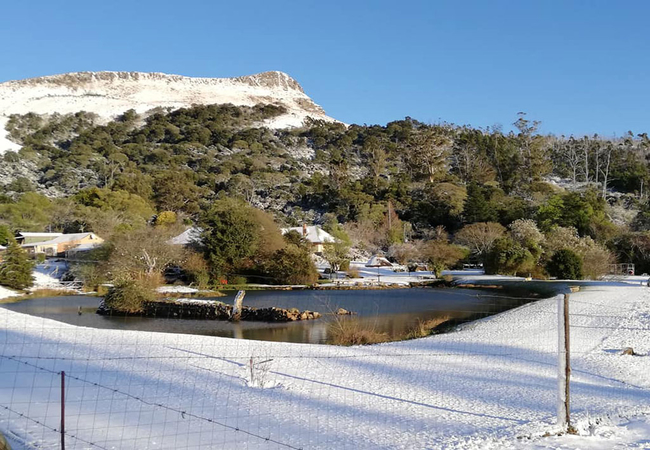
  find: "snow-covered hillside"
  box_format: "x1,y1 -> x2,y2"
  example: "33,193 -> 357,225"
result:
0,71 -> 337,153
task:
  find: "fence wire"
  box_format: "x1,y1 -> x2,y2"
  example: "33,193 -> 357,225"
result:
0,286 -> 648,449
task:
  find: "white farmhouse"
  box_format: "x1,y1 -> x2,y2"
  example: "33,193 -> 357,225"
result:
281,224 -> 335,254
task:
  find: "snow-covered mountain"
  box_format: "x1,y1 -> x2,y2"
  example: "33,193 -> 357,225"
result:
0,70 -> 337,153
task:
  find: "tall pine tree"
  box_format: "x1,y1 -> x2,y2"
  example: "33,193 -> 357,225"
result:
463,183 -> 498,223
0,237 -> 34,290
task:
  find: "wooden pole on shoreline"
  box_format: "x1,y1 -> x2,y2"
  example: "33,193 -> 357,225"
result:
230,290 -> 246,321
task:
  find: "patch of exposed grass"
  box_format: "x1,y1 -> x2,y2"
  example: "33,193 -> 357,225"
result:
328,314 -> 456,346
0,288 -> 81,303
158,290 -> 226,298
328,319 -> 389,346
0,295 -> 26,304
21,289 -> 80,299
404,315 -> 453,339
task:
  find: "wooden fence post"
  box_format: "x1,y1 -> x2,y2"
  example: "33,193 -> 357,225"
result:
557,294 -> 571,430
61,370 -> 65,450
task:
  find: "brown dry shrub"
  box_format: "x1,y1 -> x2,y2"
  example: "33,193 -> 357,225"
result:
346,268 -> 360,278
328,319 -> 389,346
20,289 -> 79,299
183,251 -> 211,289
103,278 -> 155,313
406,315 -> 453,339
582,244 -> 615,280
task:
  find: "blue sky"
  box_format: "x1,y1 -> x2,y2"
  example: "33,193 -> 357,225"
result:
1,1 -> 648,136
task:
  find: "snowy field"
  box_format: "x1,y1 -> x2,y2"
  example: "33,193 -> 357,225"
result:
0,278 -> 649,449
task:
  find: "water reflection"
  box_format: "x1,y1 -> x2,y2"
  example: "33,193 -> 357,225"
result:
1,288 -> 544,344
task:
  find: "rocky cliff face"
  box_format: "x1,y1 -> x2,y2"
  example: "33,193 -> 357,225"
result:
0,70 -> 337,153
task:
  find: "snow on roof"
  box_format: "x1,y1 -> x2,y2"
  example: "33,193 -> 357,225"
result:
169,227 -> 203,246
20,233 -> 102,247
66,243 -> 102,252
281,226 -> 335,244
0,245 -> 5,251
365,255 -> 394,267
48,233 -> 101,244
17,232 -> 63,238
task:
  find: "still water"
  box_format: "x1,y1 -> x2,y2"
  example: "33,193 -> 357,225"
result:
1,288 -> 546,344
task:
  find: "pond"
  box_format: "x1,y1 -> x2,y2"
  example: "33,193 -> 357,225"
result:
1,287 -> 553,344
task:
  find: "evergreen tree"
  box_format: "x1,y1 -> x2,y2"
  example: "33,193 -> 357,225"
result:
0,237 -> 34,290
0,225 -> 10,246
199,198 -> 261,277
546,249 -> 583,280
463,183 -> 497,223
264,244 -> 319,285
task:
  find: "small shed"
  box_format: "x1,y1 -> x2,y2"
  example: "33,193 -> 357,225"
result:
365,256 -> 393,268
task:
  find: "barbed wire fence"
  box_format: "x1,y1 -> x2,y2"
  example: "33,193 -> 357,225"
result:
0,287 -> 648,449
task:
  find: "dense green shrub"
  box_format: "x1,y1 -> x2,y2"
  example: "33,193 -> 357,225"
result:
264,245 -> 319,285
484,238 -> 536,276
0,225 -> 10,246
103,279 -> 155,313
546,249 -> 583,280
0,237 -> 34,290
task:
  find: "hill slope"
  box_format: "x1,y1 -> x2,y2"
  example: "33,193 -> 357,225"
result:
0,70 -> 336,153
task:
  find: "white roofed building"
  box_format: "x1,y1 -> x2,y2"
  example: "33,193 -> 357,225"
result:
20,232 -> 104,257
16,232 -> 63,245
281,224 -> 335,254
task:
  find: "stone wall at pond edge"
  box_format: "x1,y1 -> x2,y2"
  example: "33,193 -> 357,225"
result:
96,299 -> 321,322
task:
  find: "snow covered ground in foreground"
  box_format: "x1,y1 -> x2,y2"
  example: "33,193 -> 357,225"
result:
0,283 -> 649,449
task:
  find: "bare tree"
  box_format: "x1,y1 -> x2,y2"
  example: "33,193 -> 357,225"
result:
600,142 -> 613,198
406,126 -> 452,182
454,222 -> 506,258
103,226 -> 186,282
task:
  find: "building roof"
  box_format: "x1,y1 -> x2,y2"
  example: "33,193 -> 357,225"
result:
281,226 -> 335,244
169,227 -> 203,246
21,241 -> 59,248
366,255 -> 393,267
48,232 -> 101,244
17,232 -> 63,238
0,245 -> 5,251
66,242 -> 102,253
21,233 -> 102,248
